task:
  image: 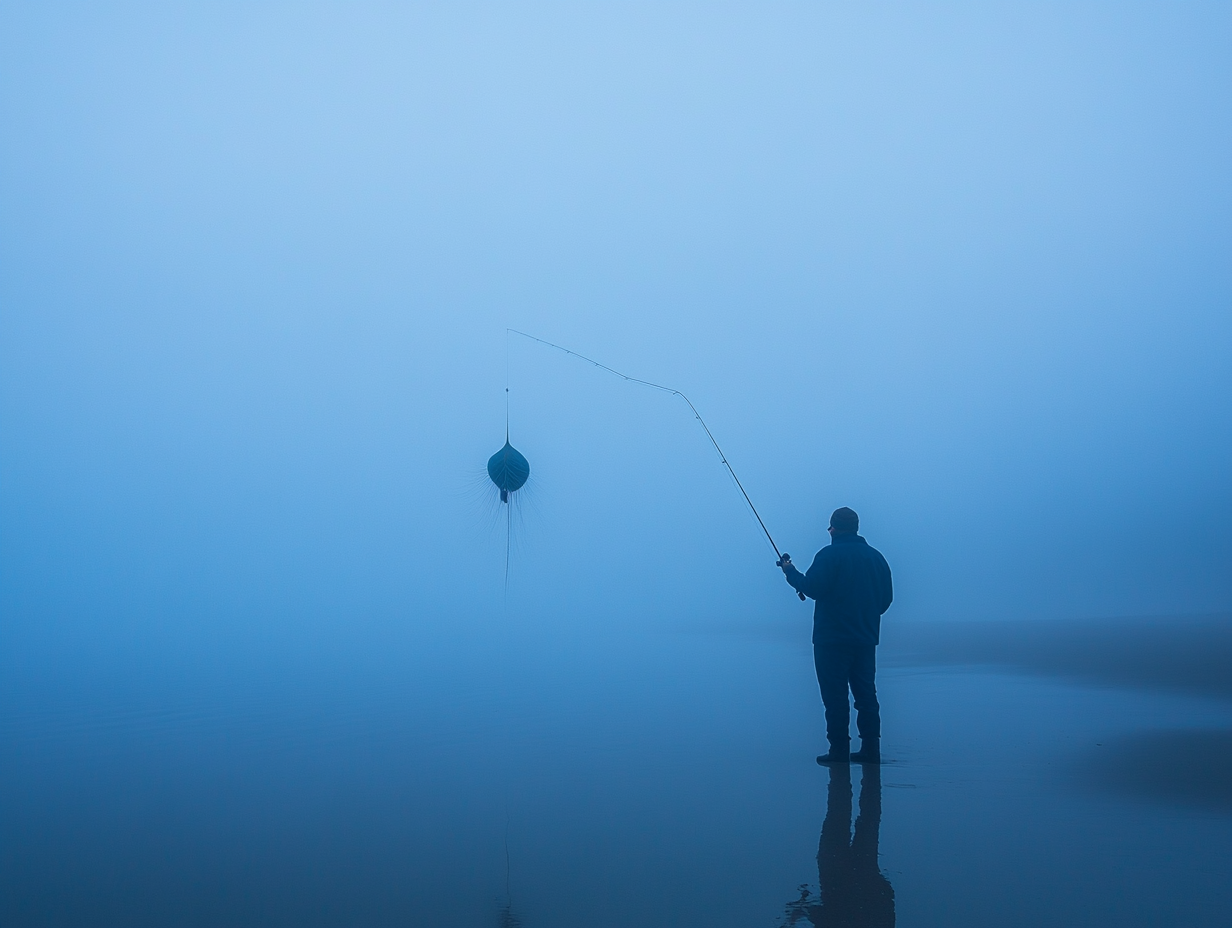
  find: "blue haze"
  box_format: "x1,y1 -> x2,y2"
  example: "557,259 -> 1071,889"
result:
3,4 -> 1230,639
1,5 -> 1231,925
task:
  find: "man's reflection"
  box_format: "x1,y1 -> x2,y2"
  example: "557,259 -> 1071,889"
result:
783,764 -> 895,927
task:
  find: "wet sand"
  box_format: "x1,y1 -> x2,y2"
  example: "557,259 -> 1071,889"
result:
2,614 -> 1230,926
1073,729 -> 1232,812
885,614 -> 1232,821
884,613 -> 1232,700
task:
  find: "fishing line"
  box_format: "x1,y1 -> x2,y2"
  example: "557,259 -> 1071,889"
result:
508,328 -> 802,597
503,329 -> 513,596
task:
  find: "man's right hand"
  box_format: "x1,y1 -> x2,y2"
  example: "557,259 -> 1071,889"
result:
777,554 -> 792,571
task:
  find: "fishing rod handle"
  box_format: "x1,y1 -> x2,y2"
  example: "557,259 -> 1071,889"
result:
775,553 -> 809,601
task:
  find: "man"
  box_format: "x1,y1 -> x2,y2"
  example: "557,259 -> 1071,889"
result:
779,507 -> 893,765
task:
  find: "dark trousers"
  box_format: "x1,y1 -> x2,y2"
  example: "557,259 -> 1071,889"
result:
813,641 -> 880,747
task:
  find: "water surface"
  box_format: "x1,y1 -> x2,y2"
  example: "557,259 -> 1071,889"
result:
3,616 -> 1230,926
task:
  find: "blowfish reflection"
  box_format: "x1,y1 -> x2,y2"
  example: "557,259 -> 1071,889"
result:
496,901 -> 522,928
782,764 -> 895,928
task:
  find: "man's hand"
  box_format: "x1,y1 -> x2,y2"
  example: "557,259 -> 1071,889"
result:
777,554 -> 793,572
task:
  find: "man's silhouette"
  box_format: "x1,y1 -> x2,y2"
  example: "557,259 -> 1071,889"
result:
779,507 -> 892,765
782,764 -> 896,927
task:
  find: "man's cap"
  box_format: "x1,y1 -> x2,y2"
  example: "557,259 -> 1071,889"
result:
829,507 -> 859,533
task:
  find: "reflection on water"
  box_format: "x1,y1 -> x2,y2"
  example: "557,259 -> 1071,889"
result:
4,618 -> 1232,926
782,764 -> 895,928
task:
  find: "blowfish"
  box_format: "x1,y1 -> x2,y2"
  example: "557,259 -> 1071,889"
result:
487,441 -> 530,503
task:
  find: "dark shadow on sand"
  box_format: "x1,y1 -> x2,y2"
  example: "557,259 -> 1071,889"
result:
883,615 -> 1232,701
1073,729 -> 1232,813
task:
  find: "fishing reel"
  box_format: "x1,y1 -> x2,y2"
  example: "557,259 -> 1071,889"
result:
776,554 -> 808,601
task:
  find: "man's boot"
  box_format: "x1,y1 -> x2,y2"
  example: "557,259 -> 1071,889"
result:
816,741 -> 850,765
851,738 -> 880,764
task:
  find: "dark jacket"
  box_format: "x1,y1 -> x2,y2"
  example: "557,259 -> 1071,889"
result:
784,534 -> 893,646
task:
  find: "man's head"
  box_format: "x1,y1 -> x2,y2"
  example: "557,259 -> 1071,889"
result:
828,507 -> 859,536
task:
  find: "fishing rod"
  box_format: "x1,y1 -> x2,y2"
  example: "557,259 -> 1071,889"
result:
509,329 -> 807,601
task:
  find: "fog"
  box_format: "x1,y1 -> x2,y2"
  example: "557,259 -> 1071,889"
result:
3,2 -> 1228,642
2,5 -> 1230,925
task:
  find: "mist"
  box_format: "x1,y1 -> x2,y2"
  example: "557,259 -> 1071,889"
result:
2,4 -> 1230,926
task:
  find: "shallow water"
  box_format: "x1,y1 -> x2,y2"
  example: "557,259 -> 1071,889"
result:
2,617 -> 1230,927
